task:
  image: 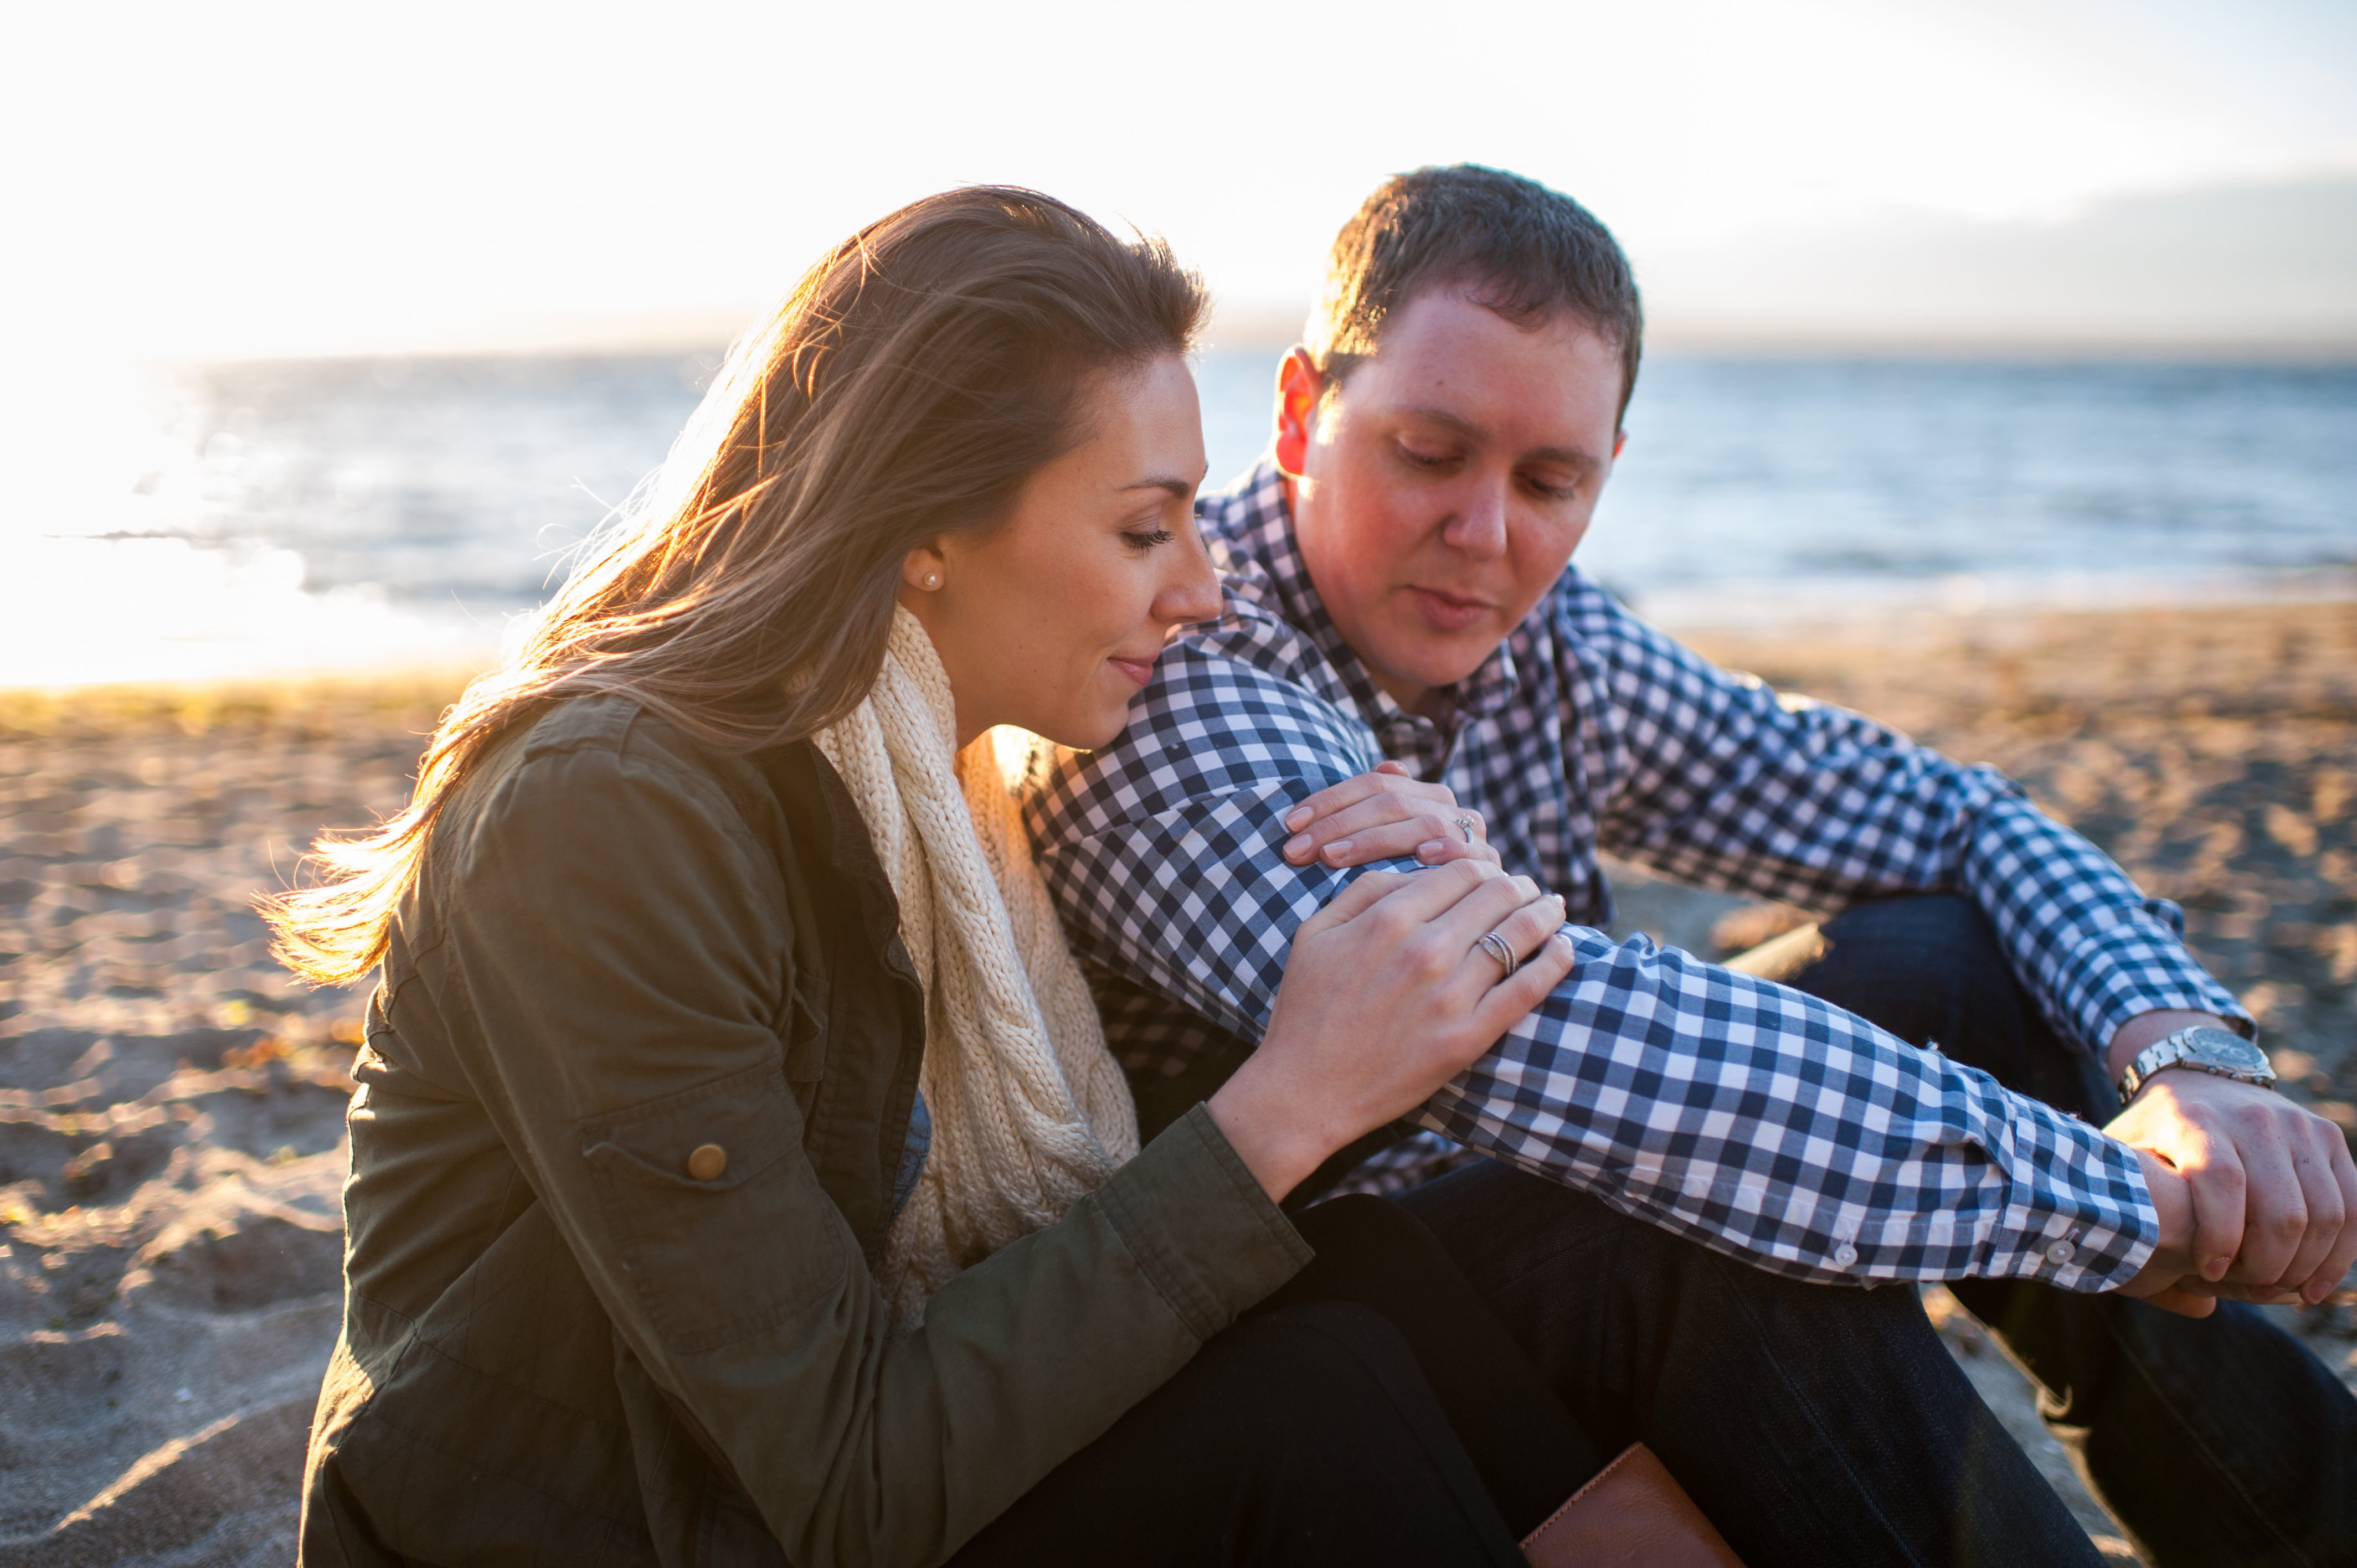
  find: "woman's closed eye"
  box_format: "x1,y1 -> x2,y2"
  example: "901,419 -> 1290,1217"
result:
1123,527 -> 1176,553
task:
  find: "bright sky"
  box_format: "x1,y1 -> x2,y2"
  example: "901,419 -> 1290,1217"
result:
6,0 -> 2354,359
1,0 -> 2350,685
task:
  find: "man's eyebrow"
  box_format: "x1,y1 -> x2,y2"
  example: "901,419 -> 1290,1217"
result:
1397,404 -> 1603,471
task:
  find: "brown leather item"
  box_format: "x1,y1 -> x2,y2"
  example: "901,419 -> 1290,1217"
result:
1519,1442 -> 1747,1567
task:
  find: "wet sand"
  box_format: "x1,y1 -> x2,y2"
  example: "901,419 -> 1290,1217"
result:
4,607 -> 2355,1564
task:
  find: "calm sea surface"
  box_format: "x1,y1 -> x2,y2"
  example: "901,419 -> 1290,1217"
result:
7,350 -> 2353,683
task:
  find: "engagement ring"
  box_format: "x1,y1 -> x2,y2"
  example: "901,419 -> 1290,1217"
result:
1454,814 -> 1476,843
1478,931 -> 1519,976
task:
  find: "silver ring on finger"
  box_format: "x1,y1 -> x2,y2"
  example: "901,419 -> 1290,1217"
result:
1478,930 -> 1519,977
1454,814 -> 1476,844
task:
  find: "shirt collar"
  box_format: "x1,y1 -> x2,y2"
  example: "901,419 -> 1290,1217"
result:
1201,458 -> 1522,740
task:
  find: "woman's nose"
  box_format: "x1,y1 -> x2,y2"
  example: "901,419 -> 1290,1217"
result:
1157,541 -> 1224,627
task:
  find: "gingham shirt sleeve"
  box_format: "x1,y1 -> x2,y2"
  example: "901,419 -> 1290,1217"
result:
1028,630 -> 2160,1291
1582,602 -> 2250,1055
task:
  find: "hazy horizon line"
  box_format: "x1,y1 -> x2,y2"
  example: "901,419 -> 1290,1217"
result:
136,308 -> 2357,368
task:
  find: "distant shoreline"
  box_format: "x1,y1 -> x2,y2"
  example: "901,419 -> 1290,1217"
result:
11,587 -> 2357,695
1625,566 -> 2357,639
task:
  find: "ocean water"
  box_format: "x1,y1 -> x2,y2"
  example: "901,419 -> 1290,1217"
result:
1593,357 -> 2357,628
4,349 -> 2352,684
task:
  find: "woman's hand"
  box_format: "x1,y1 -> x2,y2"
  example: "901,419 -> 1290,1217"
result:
1280,761 -> 1501,870
1207,859 -> 1576,1203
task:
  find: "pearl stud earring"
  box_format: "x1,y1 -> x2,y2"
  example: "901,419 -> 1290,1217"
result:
922,572 -> 940,590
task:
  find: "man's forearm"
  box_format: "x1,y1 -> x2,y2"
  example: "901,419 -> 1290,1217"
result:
1407,924 -> 2160,1291
1041,792 -> 2165,1292
2106,1009 -> 2237,1084
1959,794 -> 2249,1056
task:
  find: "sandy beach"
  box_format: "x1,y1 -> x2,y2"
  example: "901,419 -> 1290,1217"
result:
0,678 -> 450,1566
3,606 -> 2354,1564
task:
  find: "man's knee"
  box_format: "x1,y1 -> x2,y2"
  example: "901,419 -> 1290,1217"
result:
1795,893 -> 2100,1113
1396,1157 -> 1738,1326
1791,894 -> 2004,1037
1813,893 -> 2004,992
1396,1159 -> 1618,1276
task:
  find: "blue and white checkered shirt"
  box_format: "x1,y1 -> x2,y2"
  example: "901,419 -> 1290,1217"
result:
1025,461 -> 2247,1291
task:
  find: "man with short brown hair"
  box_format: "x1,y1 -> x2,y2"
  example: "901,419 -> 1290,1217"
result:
1029,163 -> 2356,1564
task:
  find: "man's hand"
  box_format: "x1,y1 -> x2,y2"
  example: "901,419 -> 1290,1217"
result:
2116,1148 -> 2219,1318
2106,1010 -> 2357,1308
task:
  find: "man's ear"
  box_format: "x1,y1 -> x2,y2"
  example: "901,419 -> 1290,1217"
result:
1273,348 -> 1324,479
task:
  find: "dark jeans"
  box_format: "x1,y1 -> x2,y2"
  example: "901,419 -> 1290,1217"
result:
1396,1160 -> 2101,1567
1787,893 -> 2357,1568
1250,1195 -> 1600,1535
949,1198 -> 1553,1566
948,1300 -> 1523,1566
958,1174 -> 2097,1567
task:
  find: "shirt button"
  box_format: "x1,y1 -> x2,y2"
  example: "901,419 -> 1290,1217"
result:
2045,1240 -> 2076,1265
687,1143 -> 728,1182
1833,1243 -> 1859,1267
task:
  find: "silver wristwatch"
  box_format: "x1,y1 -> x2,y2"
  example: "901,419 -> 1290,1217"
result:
2116,1026 -> 2276,1101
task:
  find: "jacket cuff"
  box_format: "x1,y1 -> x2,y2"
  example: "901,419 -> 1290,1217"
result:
1090,1102 -> 1313,1340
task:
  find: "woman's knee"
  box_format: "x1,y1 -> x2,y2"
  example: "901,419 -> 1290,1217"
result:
1198,1300 -> 1484,1462
1208,1298 -> 1425,1421
956,1301 -> 1515,1566
1191,1304 -> 1519,1561
1292,1193 -> 1455,1275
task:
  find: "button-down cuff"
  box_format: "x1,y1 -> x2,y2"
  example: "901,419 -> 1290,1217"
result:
1089,1102 -> 1314,1341
1981,1110 -> 2159,1292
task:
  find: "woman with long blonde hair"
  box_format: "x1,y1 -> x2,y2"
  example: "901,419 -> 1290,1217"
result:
276,188 -> 1592,1567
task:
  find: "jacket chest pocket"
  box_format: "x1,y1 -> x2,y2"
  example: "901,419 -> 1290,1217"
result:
783,982 -> 827,1086
781,982 -> 826,1121
581,1062 -> 845,1354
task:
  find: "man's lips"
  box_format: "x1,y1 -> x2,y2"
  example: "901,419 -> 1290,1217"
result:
1108,653 -> 1158,688
1407,585 -> 1496,633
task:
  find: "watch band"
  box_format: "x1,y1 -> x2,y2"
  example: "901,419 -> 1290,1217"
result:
2117,1026 -> 2276,1101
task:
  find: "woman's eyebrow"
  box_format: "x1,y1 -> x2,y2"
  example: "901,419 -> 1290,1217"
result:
1120,475 -> 1197,498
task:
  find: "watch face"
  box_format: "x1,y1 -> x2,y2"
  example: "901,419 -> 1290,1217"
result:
2180,1029 -> 2273,1077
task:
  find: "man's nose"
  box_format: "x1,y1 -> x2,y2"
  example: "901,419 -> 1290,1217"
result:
1441,476 -> 1510,560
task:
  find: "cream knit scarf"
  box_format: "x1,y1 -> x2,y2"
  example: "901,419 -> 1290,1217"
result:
815,607 -> 1139,1329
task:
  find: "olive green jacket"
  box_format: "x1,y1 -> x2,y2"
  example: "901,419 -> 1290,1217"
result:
300,695 -> 1313,1567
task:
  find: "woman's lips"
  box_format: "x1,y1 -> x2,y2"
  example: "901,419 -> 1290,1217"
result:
1108,653 -> 1157,688
1409,585 -> 1493,633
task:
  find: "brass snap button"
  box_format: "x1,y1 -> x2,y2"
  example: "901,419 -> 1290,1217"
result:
687,1143 -> 728,1182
